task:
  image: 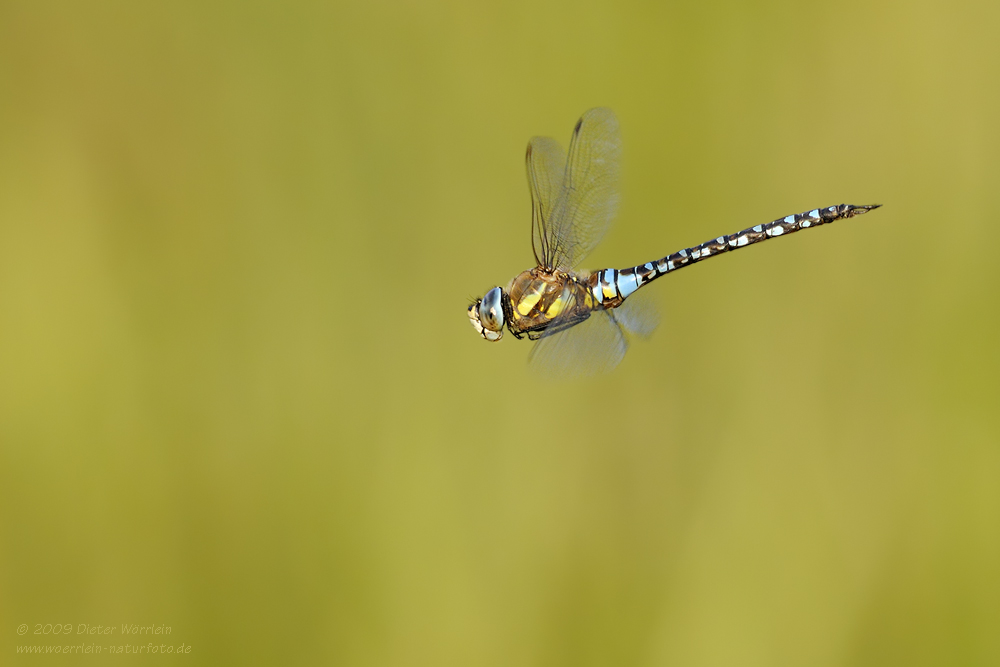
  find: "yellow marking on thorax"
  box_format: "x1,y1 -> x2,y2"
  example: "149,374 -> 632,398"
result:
515,283 -> 545,316
544,292 -> 568,318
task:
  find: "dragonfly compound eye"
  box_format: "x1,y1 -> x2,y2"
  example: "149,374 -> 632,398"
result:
468,287 -> 504,341
468,296 -> 503,341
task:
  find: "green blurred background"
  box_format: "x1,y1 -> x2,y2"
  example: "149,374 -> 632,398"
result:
1,0 -> 998,664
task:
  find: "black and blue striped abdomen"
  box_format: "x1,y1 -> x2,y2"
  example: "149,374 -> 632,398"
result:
589,203 -> 880,308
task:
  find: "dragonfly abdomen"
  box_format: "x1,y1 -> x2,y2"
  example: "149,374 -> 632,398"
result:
592,203 -> 880,307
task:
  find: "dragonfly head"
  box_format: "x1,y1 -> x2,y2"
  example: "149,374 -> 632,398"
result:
468,286 -> 506,342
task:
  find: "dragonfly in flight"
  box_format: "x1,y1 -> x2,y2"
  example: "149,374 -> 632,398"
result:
468,108 -> 880,375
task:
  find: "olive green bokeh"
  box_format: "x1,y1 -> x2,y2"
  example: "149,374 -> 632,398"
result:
1,1 -> 998,665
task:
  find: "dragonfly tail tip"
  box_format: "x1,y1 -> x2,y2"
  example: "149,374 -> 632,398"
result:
847,203 -> 882,217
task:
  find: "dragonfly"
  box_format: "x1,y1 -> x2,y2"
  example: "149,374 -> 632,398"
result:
468,108 -> 881,375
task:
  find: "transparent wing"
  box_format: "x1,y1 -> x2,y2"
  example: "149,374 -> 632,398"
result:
529,310 -> 627,378
528,290 -> 660,378
545,108 -> 622,270
613,287 -> 660,338
526,137 -> 568,268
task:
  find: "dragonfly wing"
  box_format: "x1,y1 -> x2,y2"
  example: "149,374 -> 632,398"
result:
546,108 -> 622,270
528,309 -> 628,378
613,288 -> 660,338
528,287 -> 659,377
526,136 -> 568,268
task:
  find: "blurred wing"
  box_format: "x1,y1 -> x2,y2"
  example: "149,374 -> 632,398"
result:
526,137 -> 568,268
546,108 -> 622,270
528,309 -> 628,378
613,288 -> 660,338
528,289 -> 660,378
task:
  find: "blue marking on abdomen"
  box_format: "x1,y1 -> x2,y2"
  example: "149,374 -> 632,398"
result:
616,271 -> 639,298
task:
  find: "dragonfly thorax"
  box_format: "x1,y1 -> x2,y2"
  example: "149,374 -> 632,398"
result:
506,268 -> 596,339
